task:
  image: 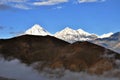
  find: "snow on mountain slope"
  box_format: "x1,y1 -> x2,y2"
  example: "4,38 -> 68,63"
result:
25,24 -> 50,36
54,27 -> 98,43
99,32 -> 113,38
77,28 -> 91,35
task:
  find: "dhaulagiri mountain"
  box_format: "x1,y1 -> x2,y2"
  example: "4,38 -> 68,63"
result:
25,24 -> 50,36
25,24 -> 120,53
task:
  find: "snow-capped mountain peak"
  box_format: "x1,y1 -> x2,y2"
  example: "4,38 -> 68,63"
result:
25,24 -> 50,36
32,24 -> 43,30
54,27 -> 97,43
77,29 -> 91,36
55,27 -> 77,35
63,27 -> 72,30
61,27 -> 75,32
55,27 -> 91,36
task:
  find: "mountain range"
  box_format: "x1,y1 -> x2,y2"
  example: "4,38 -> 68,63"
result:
25,24 -> 113,41
25,24 -> 120,53
0,25 -> 120,79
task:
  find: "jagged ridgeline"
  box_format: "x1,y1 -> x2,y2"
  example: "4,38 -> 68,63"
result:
25,24 -> 120,53
0,35 -> 120,74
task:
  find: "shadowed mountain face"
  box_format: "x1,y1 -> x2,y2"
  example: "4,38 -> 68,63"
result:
93,32 -> 120,53
0,35 -> 120,74
0,35 -> 69,64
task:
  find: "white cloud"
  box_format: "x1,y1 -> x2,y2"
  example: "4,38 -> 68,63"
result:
0,0 -> 31,10
13,4 -> 31,10
7,0 -> 27,2
0,0 -> 27,3
0,0 -> 106,10
78,0 -> 106,3
33,0 -> 68,6
0,0 -> 69,10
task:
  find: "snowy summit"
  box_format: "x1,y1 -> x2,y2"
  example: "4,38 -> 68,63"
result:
54,27 -> 97,43
24,24 -> 115,43
25,24 -> 50,36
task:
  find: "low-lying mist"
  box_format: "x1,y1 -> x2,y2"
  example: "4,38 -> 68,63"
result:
0,58 -> 46,80
0,58 -> 120,80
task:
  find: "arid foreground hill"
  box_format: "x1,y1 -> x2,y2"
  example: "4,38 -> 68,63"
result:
0,35 -> 120,74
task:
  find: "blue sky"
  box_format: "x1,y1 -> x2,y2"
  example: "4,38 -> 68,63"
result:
0,0 -> 120,38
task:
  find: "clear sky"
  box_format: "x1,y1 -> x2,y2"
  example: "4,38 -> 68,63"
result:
0,0 -> 120,38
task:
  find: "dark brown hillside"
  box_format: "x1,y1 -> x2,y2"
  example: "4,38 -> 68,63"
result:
58,41 -> 113,66
0,35 -> 120,74
52,41 -> 120,73
0,35 -> 70,63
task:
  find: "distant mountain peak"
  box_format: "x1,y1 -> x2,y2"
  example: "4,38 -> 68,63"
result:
55,27 -> 91,35
25,24 -> 50,36
55,27 -> 97,43
63,27 -> 73,30
99,32 -> 113,38
56,27 -> 76,34
77,29 -> 91,35
32,24 -> 44,30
